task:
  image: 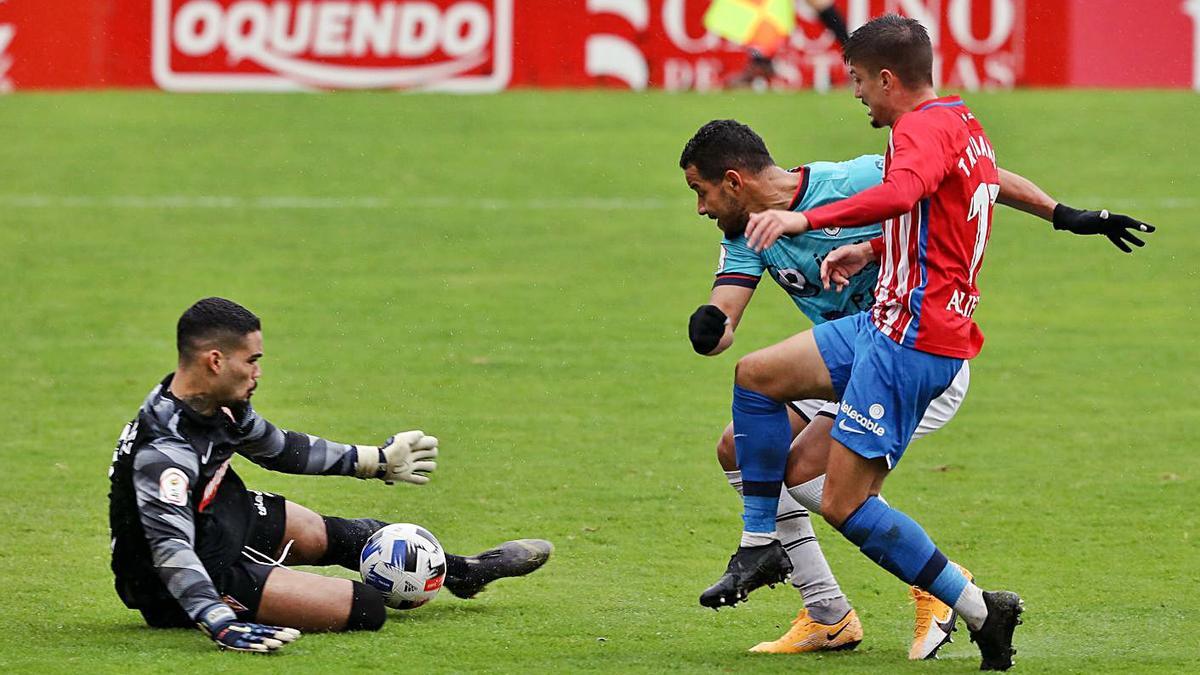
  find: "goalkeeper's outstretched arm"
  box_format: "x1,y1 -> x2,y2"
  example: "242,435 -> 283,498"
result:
236,408 -> 438,485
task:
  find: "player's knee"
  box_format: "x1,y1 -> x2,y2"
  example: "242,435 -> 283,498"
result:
345,581 -> 387,631
716,428 -> 737,470
734,352 -> 776,394
821,492 -> 855,529
284,502 -> 328,561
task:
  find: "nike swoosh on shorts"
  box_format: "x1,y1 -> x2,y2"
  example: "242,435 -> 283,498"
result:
837,420 -> 865,435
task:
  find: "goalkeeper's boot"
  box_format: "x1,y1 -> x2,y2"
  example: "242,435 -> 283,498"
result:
969,590 -> 1024,671
749,608 -> 863,653
699,541 -> 792,609
910,564 -> 973,660
444,539 -> 554,599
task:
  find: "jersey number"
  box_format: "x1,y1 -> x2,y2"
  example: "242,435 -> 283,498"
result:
966,183 -> 1000,286
107,419 -> 139,478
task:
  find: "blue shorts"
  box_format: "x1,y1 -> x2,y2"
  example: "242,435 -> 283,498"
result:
813,312 -> 964,469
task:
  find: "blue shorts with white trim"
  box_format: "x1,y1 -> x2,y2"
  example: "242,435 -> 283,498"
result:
812,312 -> 964,468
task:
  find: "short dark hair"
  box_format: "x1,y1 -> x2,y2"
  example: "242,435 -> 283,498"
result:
679,119 -> 775,181
843,14 -> 933,87
176,297 -> 261,360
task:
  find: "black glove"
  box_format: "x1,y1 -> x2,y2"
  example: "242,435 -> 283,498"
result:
688,305 -> 728,355
1052,204 -> 1155,253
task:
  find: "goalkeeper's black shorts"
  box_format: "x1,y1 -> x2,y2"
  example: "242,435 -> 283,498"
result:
131,487 -> 288,628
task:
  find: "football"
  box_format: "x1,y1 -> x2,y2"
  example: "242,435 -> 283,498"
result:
359,523 -> 447,609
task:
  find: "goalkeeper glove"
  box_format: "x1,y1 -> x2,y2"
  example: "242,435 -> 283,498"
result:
1052,204 -> 1155,253
354,430 -> 439,485
688,304 -> 728,355
197,603 -> 300,653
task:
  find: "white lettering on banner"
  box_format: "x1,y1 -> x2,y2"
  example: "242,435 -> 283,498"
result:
174,1 -> 221,56
663,57 -> 722,91
846,0 -> 939,43
662,0 -> 721,53
984,53 -> 1015,87
312,2 -> 351,57
397,2 -> 439,57
586,34 -> 648,89
274,3 -> 313,54
1186,0 -> 1200,91
948,0 -> 1015,54
153,0 -> 512,92
586,0 -> 649,89
588,0 -> 648,31
443,3 -> 491,56
844,0 -> 1020,91
0,22 -> 14,93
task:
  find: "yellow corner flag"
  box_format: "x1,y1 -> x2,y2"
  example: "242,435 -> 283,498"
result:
703,0 -> 796,57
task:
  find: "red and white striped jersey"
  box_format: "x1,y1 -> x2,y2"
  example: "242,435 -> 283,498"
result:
804,96 -> 999,359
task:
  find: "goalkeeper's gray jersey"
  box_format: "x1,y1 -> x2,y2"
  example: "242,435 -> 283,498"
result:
107,374 -> 360,622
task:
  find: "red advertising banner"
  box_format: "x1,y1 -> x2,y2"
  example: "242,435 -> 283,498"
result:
0,1 -> 1196,92
152,0 -> 514,91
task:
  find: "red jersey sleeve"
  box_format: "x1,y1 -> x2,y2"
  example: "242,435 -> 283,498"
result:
804,110 -> 965,229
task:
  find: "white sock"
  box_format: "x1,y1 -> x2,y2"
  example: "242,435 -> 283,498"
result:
724,470 -> 743,496
789,475 -> 826,515
954,581 -> 988,631
789,474 -> 891,514
740,530 -> 778,547
775,488 -> 850,623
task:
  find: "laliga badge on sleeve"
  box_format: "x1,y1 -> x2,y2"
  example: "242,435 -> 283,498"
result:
158,467 -> 189,506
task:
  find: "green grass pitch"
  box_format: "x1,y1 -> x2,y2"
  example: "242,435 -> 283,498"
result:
1,89 -> 1198,673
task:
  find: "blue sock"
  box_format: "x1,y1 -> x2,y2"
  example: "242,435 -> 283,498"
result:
731,385 -> 791,536
837,495 -> 968,605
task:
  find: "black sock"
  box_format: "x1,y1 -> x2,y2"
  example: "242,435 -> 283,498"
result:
445,553 -> 469,579
317,517 -> 390,570
817,6 -> 851,45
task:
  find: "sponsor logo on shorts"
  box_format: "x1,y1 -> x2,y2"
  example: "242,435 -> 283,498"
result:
868,404 -> 885,419
250,490 -> 268,517
840,402 -> 886,437
837,419 -> 865,435
158,467 -> 189,506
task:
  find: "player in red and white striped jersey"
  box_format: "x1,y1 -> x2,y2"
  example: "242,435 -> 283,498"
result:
703,15 -> 1144,671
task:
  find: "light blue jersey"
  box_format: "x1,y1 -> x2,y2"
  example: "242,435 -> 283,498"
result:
714,155 -> 885,325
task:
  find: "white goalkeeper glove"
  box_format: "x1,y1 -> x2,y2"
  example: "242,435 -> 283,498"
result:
354,430 -> 438,485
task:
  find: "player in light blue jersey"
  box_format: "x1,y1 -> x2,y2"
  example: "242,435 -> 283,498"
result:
715,153 -> 884,326
679,119 -> 1153,659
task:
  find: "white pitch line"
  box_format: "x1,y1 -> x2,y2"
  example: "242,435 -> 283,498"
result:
0,194 -> 1192,211
0,194 -> 676,211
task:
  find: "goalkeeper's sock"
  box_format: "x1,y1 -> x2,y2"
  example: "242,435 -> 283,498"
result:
732,385 -> 791,538
317,516 -> 390,570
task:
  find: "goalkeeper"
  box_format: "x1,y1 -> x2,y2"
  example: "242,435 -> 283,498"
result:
108,297 -> 552,652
